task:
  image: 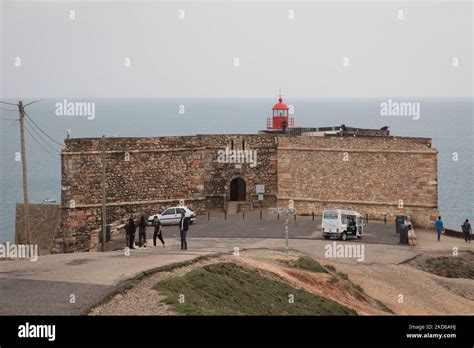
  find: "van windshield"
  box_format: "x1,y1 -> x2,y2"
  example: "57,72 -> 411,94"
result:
323,211 -> 338,219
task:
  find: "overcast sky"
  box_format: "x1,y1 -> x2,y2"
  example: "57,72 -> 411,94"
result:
1,0 -> 472,98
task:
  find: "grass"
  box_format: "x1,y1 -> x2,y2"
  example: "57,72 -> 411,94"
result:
285,256 -> 329,273
421,256 -> 474,279
153,262 -> 357,315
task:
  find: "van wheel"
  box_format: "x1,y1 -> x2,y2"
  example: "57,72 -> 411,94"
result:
341,232 -> 347,241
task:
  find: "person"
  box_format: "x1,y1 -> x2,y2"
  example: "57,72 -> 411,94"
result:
349,217 -> 357,236
435,216 -> 444,241
127,216 -> 136,249
461,219 -> 472,243
153,216 -> 165,247
179,211 -> 189,250
138,215 -> 147,248
407,224 -> 417,246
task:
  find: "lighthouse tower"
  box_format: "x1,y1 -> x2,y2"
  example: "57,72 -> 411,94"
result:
267,94 -> 294,131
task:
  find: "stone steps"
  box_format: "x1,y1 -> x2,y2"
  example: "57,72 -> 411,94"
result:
238,202 -> 252,213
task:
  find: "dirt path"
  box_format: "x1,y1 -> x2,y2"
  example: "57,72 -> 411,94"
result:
323,260 -> 474,315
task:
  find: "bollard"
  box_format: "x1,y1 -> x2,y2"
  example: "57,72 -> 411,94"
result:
278,213 -> 280,220
260,210 -> 262,220
225,211 -> 227,220
384,214 -> 387,224
366,213 -> 369,223
243,212 -> 245,220
208,212 -> 210,221
294,214 -> 296,221
312,212 -> 314,221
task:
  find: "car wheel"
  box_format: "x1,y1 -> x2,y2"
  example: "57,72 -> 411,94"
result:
324,235 -> 330,240
341,232 -> 347,241
357,235 -> 362,239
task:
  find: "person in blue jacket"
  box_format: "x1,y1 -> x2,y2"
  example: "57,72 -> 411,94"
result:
435,216 -> 444,241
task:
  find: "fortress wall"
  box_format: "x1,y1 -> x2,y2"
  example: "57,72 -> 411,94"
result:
55,136 -> 207,253
276,136 -> 439,227
202,134 -> 278,208
54,134 -> 277,252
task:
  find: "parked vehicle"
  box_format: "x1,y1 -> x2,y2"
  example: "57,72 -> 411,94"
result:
321,209 -> 364,240
148,206 -> 197,226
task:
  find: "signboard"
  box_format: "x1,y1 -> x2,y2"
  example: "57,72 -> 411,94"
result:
256,185 -> 265,194
179,199 -> 185,207
258,193 -> 264,201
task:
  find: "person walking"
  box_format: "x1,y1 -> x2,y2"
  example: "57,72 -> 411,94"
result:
461,219 -> 472,243
435,216 -> 444,241
179,211 -> 189,250
153,216 -> 165,247
127,216 -> 136,249
138,215 -> 147,248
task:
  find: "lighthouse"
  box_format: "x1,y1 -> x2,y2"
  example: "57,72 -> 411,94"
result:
266,94 -> 294,131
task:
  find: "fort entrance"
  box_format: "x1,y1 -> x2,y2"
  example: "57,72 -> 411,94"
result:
230,177 -> 246,201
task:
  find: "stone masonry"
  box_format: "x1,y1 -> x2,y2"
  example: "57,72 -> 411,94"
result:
52,133 -> 438,253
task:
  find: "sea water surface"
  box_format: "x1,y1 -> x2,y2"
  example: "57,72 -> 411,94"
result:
0,98 -> 472,243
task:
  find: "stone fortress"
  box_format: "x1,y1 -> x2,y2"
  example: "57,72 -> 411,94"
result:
52,97 -> 439,253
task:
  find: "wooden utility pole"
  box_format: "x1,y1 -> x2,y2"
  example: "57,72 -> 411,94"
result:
18,101 -> 31,244
101,135 -> 107,252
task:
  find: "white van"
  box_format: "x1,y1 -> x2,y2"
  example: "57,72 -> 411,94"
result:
321,209 -> 364,241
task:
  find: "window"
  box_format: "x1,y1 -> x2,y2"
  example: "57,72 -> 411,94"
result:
163,208 -> 175,215
323,211 -> 338,219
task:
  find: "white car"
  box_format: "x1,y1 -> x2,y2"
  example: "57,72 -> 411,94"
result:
148,206 -> 197,226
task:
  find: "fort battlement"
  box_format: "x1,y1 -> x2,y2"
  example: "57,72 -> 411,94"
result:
53,132 -> 438,253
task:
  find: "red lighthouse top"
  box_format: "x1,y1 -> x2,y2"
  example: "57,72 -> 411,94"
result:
267,94 -> 294,131
272,97 -> 288,111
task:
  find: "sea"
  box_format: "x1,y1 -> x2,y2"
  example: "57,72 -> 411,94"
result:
1,98 -> 472,243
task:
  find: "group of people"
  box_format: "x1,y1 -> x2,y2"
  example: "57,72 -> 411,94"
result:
434,216 -> 472,243
125,211 -> 190,250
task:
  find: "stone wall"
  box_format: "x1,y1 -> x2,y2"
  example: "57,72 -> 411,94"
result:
275,136 -> 438,227
53,133 -> 439,253
53,134 -> 278,253
15,203 -> 60,255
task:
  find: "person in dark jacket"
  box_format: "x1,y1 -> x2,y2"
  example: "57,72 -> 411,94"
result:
153,216 -> 165,247
462,219 -> 472,243
138,215 -> 147,248
127,216 -> 136,249
179,211 -> 189,250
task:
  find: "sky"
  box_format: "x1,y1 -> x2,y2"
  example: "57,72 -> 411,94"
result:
1,0 -> 472,99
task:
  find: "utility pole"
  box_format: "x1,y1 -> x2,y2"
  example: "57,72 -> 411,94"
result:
101,135 -> 107,252
18,101 -> 31,244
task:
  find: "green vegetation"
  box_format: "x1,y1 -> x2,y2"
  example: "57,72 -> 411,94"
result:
285,256 -> 329,273
153,262 -> 356,315
422,256 -> 474,279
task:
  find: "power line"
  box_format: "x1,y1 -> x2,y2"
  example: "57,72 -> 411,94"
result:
24,111 -> 64,147
0,117 -> 18,121
25,99 -> 45,107
0,107 -> 17,112
24,117 -> 62,153
24,123 -> 61,163
0,100 -> 18,106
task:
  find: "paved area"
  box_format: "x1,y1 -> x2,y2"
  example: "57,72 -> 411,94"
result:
147,212 -> 399,245
0,228 -> 471,315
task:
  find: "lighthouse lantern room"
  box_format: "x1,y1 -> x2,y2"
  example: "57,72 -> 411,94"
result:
267,94 -> 294,131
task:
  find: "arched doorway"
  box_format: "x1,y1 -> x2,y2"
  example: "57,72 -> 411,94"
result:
230,178 -> 246,201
